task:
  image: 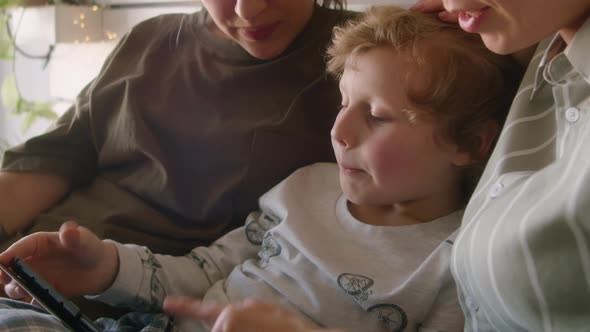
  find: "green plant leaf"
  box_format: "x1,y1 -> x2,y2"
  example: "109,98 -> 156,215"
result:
0,1 -> 24,7
16,100 -> 57,131
20,110 -> 35,132
0,13 -> 14,59
32,102 -> 57,119
1,72 -> 19,111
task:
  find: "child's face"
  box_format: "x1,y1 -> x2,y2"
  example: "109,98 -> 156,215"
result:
201,0 -> 315,60
442,0 -> 590,54
331,47 -> 470,214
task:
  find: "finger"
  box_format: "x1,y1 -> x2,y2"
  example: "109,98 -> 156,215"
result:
0,269 -> 12,285
0,232 -> 45,266
59,221 -> 81,249
163,296 -> 223,324
59,222 -> 103,265
438,10 -> 459,23
5,281 -> 29,299
69,224 -> 105,258
410,0 -> 445,12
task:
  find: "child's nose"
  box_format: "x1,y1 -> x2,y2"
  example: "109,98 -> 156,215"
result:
331,110 -> 357,149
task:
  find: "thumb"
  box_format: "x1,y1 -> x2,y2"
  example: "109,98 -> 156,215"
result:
59,221 -> 82,250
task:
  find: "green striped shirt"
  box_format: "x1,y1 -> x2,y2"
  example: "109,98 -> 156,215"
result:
452,17 -> 590,332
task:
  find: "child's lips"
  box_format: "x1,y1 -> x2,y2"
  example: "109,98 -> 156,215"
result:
458,7 -> 490,33
340,164 -> 364,175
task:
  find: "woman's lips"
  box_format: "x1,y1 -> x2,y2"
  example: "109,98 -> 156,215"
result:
241,23 -> 279,41
458,7 -> 490,33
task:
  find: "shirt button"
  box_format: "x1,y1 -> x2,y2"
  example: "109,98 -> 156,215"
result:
565,107 -> 580,123
465,296 -> 480,313
465,296 -> 479,312
489,182 -> 504,198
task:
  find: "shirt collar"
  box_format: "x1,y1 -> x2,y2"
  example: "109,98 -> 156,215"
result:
531,33 -> 566,99
565,15 -> 590,85
531,15 -> 590,99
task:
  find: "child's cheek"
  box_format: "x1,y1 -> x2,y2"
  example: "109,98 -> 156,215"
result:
370,142 -> 417,178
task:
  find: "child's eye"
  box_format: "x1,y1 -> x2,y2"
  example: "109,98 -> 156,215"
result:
338,104 -> 348,111
368,113 -> 388,124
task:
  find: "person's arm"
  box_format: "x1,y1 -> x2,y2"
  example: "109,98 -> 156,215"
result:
0,31 -> 138,239
91,210 -> 279,310
0,172 -> 69,237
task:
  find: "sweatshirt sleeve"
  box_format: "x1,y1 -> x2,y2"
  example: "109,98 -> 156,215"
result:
88,210 -> 280,310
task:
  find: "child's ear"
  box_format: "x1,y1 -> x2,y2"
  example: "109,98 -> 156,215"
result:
450,150 -> 474,167
451,120 -> 499,167
475,120 -> 499,160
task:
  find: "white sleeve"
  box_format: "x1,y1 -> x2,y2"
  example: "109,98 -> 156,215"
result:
88,210 -> 280,310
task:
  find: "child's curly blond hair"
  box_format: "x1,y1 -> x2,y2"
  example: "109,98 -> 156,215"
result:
327,6 -> 523,197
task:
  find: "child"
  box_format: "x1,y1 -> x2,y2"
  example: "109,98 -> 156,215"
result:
0,6 -> 522,332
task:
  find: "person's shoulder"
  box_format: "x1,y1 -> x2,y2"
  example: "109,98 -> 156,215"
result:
105,10 -> 204,67
286,162 -> 339,184
266,163 -> 340,198
258,163 -> 340,216
126,11 -> 202,43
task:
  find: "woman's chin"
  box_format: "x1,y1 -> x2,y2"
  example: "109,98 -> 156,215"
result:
481,34 -> 533,55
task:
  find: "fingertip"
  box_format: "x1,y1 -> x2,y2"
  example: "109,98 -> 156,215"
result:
5,282 -> 27,300
438,11 -> 459,23
162,296 -> 177,311
163,296 -> 195,313
59,222 -> 81,248
410,2 -> 424,11
60,221 -> 79,231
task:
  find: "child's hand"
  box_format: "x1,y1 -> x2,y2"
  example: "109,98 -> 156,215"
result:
410,0 -> 459,23
163,296 -> 342,332
0,221 -> 119,299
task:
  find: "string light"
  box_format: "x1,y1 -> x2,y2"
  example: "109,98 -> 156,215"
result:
104,30 -> 118,40
68,3 -> 105,44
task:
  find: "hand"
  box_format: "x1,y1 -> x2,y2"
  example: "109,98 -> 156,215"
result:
163,297 -> 342,332
410,0 -> 459,23
0,221 -> 118,299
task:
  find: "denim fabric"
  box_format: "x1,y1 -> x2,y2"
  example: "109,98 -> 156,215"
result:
0,298 -> 172,332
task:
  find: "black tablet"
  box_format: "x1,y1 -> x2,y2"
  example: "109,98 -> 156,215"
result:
0,257 -> 102,332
